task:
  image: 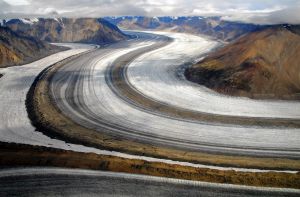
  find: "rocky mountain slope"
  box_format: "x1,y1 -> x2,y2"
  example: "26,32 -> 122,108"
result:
185,26 -> 300,100
4,18 -> 128,44
0,26 -> 64,68
105,16 -> 263,41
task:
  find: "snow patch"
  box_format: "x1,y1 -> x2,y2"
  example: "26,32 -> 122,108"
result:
19,18 -> 39,25
30,18 -> 39,23
53,18 -> 65,28
19,18 -> 33,25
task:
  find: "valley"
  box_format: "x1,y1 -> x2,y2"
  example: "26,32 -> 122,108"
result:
0,7 -> 299,196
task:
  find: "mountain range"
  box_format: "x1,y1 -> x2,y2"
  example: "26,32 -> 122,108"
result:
3,18 -> 129,44
104,16 -> 264,41
0,18 -> 128,67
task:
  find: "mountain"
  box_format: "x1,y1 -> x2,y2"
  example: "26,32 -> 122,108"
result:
3,18 -> 129,44
185,26 -> 300,100
0,26 -> 64,68
104,16 -> 264,41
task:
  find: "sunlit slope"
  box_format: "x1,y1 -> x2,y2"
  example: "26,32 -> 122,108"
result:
0,26 -> 62,68
5,18 -> 129,44
186,27 -> 300,99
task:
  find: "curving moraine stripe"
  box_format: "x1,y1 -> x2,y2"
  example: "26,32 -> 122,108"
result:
47,31 -> 300,160
107,32 -> 300,128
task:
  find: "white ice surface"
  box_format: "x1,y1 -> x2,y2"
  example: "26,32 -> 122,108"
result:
0,37 -> 299,173
127,31 -> 300,118
49,33 -> 300,164
45,35 -> 300,159
79,41 -> 300,152
1,41 -> 271,173
0,43 -> 93,147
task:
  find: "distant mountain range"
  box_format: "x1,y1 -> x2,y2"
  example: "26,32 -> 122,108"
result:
0,18 -> 129,67
185,26 -> 300,100
104,16 -> 265,41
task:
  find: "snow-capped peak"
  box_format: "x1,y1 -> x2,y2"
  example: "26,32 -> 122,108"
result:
152,16 -> 159,21
19,18 -> 39,25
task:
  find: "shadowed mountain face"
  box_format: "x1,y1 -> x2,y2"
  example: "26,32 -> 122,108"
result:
4,18 -> 129,44
185,26 -> 300,100
104,16 -> 263,41
0,26 -> 64,68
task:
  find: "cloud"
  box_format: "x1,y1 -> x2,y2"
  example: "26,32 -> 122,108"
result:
222,6 -> 300,25
0,0 -> 12,11
4,0 -> 29,5
0,0 -> 300,24
257,7 -> 300,24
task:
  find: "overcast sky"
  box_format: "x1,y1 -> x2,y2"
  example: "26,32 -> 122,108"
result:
1,0 -> 300,24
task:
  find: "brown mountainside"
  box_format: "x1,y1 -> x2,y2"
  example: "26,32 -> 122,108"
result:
0,26 -> 64,68
5,18 -> 128,44
185,27 -> 300,100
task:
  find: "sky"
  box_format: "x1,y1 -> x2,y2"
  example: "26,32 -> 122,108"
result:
1,0 -> 300,24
